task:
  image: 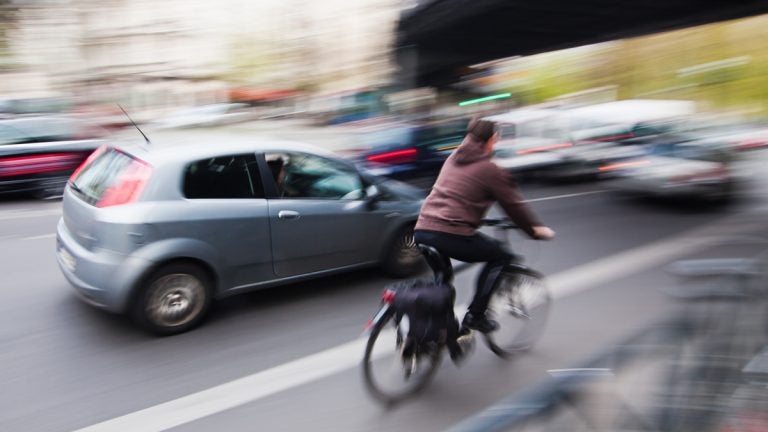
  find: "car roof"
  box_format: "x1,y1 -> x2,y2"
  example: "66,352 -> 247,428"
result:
484,108 -> 558,124
112,130 -> 337,165
562,99 -> 696,125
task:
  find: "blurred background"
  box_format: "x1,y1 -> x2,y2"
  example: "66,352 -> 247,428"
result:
3,1 -> 768,432
2,0 -> 768,123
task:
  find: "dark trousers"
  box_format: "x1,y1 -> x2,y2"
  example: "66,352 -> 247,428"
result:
414,229 -> 514,317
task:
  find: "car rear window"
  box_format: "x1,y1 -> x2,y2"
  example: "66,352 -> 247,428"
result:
69,148 -> 138,204
183,154 -> 264,199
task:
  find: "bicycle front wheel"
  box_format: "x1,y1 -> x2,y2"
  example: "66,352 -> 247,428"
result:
362,310 -> 443,405
485,268 -> 551,357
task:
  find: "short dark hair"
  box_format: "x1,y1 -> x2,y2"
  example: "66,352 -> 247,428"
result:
467,117 -> 497,142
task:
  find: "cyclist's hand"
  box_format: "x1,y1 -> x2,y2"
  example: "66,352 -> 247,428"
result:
533,226 -> 555,240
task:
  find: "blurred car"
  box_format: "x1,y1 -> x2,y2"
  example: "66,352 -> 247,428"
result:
356,118 -> 467,186
0,116 -> 107,198
536,111 -> 685,180
56,134 -> 425,335
607,135 -> 739,202
492,137 -> 569,180
153,103 -> 254,129
485,102 -> 689,181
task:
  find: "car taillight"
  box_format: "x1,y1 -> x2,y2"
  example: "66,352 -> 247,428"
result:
96,159 -> 152,208
0,153 -> 84,177
366,148 -> 418,164
598,159 -> 650,172
69,145 -> 108,181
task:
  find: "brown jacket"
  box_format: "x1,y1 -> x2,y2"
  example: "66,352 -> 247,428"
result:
415,134 -> 542,237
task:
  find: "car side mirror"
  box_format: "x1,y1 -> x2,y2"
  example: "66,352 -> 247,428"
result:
365,185 -> 383,209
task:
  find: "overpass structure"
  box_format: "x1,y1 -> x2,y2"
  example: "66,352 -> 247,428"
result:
396,0 -> 768,87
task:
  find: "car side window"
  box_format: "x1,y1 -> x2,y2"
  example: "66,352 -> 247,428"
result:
265,152 -> 364,200
183,154 -> 264,199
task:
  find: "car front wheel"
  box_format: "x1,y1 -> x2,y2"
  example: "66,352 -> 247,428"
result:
132,263 -> 212,335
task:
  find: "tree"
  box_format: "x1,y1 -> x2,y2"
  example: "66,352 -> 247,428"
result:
0,0 -> 19,59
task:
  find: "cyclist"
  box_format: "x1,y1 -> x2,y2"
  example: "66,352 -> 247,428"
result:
414,117 -> 555,338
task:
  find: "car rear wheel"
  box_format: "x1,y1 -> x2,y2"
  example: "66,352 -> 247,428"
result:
132,263 -> 212,336
382,225 -> 423,278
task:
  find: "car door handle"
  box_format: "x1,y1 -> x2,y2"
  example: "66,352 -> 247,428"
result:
278,210 -> 301,220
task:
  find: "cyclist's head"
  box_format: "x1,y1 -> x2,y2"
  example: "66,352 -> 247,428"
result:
467,117 -> 499,152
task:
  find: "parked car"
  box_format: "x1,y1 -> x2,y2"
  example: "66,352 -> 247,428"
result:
0,116 -> 107,198
56,134 -> 425,335
356,118 -> 468,186
607,134 -> 739,203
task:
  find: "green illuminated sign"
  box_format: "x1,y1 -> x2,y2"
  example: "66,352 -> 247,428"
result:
458,93 -> 512,106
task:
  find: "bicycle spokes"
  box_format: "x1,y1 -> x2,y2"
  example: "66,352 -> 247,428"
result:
484,271 -> 552,357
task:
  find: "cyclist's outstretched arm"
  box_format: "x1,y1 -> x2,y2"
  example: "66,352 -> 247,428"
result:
487,166 -> 554,240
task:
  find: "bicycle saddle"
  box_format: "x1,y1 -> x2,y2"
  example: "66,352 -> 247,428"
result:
417,244 -> 454,285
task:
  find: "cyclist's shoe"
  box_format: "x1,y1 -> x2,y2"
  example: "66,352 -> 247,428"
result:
462,312 -> 499,334
449,334 -> 475,366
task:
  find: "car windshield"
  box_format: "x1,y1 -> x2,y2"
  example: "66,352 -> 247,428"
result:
361,126 -> 415,148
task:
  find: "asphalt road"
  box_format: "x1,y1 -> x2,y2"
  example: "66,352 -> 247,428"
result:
1,143 -> 767,432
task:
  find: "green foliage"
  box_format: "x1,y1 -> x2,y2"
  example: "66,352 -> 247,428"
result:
505,14 -> 768,115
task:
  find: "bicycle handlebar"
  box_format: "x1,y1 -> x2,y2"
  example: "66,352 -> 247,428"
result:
480,218 -> 520,230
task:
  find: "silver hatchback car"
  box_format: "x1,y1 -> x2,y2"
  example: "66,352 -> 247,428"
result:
56,134 -> 425,335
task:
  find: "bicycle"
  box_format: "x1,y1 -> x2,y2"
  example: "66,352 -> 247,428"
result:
361,218 -> 552,405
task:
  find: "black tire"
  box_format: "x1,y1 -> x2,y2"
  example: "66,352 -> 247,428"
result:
484,268 -> 551,358
381,225 -> 423,278
131,262 -> 213,336
362,310 -> 442,405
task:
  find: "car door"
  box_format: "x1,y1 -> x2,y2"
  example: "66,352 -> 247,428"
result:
263,151 -> 388,277
180,153 -> 272,290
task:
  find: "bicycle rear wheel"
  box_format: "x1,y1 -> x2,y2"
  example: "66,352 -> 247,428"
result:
362,310 -> 443,405
484,268 -> 551,357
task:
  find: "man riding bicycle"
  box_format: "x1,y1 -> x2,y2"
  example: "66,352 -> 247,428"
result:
414,117 -> 555,341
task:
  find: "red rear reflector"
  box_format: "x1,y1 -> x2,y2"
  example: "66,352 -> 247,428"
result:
0,153 -> 84,177
366,148 -> 418,164
69,145 -> 108,181
96,159 -> 152,208
382,289 -> 397,304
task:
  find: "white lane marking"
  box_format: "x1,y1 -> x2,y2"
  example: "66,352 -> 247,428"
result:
0,209 -> 61,221
73,338 -> 369,432
524,190 -> 608,203
549,237 -> 709,299
24,233 -> 56,240
72,211 -> 756,432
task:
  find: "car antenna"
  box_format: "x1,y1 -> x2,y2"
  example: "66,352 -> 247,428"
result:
117,104 -> 151,146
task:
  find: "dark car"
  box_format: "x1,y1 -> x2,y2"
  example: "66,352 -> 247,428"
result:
0,116 -> 106,198
356,118 -> 468,187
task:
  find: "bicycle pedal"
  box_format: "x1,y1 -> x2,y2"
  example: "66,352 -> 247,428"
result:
457,334 -> 475,352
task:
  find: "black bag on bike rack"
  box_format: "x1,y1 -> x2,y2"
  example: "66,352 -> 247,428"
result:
388,278 -> 458,356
